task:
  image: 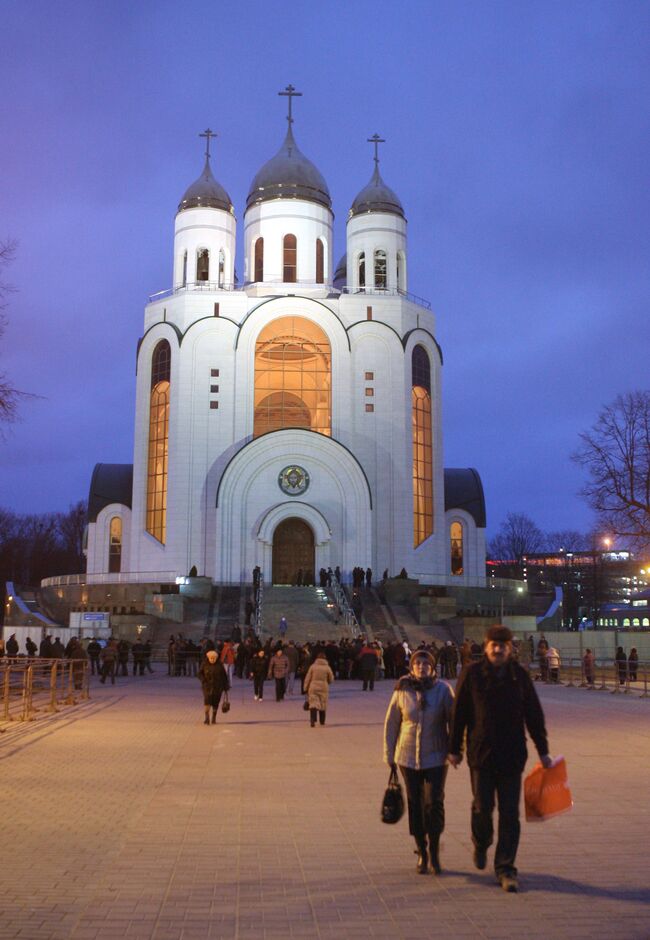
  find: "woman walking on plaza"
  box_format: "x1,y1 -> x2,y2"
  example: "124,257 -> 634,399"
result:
198,649 -> 229,724
250,648 -> 267,701
383,649 -> 454,875
304,651 -> 334,726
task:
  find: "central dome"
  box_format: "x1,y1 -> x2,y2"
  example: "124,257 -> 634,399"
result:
246,125 -> 331,211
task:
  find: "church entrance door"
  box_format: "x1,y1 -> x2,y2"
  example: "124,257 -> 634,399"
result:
272,518 -> 315,585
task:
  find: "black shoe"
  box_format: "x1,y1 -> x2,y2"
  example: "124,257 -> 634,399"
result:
429,839 -> 441,875
473,847 -> 487,870
211,713 -> 217,724
499,874 -> 518,893
204,716 -> 210,725
415,848 -> 428,874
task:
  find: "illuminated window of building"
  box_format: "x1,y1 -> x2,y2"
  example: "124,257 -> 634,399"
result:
374,249 -> 387,289
197,249 -> 209,281
254,316 -> 331,437
283,234 -> 297,283
365,371 -> 374,381
316,238 -> 324,284
412,344 -> 433,546
365,387 -> 374,396
450,521 -> 463,575
108,517 -> 122,573
146,340 -> 170,543
218,248 -> 225,287
254,237 -> 264,281
358,252 -> 365,288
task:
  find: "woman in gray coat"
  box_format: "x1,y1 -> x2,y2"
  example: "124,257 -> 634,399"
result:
383,649 -> 454,874
304,652 -> 334,726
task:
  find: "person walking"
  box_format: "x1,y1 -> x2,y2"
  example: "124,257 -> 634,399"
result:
250,649 -> 267,701
220,640 -> 236,685
285,641 -> 299,694
304,651 -> 334,727
448,625 -> 553,893
383,649 -> 454,875
198,649 -> 229,724
99,640 -> 118,685
615,646 -> 627,686
358,641 -> 379,691
87,637 -> 101,675
279,616 -> 288,638
628,648 -> 638,682
583,648 -> 595,686
268,647 -> 290,701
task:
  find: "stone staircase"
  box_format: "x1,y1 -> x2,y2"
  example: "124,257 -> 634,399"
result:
260,585 -> 355,644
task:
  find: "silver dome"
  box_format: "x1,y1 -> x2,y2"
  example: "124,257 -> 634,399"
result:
178,156 -> 234,215
349,164 -> 405,220
246,125 -> 331,211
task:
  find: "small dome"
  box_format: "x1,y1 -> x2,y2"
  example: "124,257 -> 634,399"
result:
349,164 -> 405,220
178,156 -> 234,214
246,125 -> 331,211
333,252 -> 347,289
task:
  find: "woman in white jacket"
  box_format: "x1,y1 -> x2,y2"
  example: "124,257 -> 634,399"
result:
383,649 -> 454,874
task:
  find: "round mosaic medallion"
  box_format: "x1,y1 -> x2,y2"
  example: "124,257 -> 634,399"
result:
278,465 -> 310,497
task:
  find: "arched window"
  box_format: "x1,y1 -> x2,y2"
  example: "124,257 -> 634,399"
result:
358,252 -> 365,289
374,249 -> 387,289
182,251 -> 188,287
412,345 -> 433,546
147,340 -> 170,543
254,316 -> 331,437
218,249 -> 225,287
254,237 -> 264,281
315,238 -> 324,284
450,522 -> 463,575
109,517 -> 122,574
283,234 -> 297,282
197,249 -> 209,281
397,251 -> 406,291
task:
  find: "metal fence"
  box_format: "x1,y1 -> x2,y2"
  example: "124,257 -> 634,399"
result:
1,659 -> 90,725
527,657 -> 649,698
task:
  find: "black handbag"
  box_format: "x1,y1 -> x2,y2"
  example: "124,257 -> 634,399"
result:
380,767 -> 405,825
221,692 -> 230,714
303,699 -> 310,711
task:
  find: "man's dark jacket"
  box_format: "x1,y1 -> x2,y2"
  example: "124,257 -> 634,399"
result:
449,658 -> 548,774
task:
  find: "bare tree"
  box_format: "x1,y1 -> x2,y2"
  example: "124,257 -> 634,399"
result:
544,530 -> 590,553
56,500 -> 87,572
0,239 -> 31,426
488,512 -> 545,563
573,391 -> 650,549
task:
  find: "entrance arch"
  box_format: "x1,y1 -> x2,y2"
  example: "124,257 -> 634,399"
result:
272,517 -> 315,585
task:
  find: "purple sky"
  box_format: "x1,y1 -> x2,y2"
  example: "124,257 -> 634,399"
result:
1,0 -> 649,541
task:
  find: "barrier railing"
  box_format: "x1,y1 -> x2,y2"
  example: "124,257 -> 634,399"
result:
528,657 -> 649,698
0,659 -> 90,725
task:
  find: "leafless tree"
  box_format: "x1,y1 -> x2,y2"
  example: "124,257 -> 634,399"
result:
488,512 -> 546,563
573,391 -> 650,549
544,530 -> 590,553
0,239 -> 31,426
56,500 -> 87,571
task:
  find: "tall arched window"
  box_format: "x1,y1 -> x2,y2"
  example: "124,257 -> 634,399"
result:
218,249 -> 225,287
109,517 -> 122,573
283,234 -> 297,282
147,340 -> 171,543
254,316 -> 331,437
358,252 -> 365,289
197,249 -> 209,281
254,237 -> 264,281
450,522 -> 463,575
182,250 -> 188,287
374,249 -> 387,289
397,251 -> 406,291
412,345 -> 433,546
315,238 -> 324,284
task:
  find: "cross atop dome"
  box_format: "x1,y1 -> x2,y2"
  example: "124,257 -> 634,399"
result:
367,133 -> 386,169
199,128 -> 218,160
278,84 -> 302,126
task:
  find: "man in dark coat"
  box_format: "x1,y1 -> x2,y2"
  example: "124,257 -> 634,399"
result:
87,638 -> 101,675
198,650 -> 230,724
448,624 -> 552,893
5,634 -> 19,657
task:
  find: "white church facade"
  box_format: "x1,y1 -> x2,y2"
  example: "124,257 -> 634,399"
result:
84,90 -> 487,589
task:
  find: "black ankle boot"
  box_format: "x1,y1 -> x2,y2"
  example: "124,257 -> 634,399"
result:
429,835 -> 441,875
204,714 -> 210,725
211,710 -> 217,724
415,842 -> 428,874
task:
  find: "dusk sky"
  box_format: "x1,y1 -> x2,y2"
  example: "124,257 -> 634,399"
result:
1,0 -> 648,541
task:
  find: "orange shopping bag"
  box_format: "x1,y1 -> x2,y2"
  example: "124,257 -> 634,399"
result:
524,756 -> 573,822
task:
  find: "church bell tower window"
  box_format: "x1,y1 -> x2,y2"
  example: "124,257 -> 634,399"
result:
218,249 -> 225,287
146,340 -> 171,544
254,316 -> 331,438
182,251 -> 188,287
197,249 -> 210,282
412,345 -> 433,546
254,237 -> 264,281
109,517 -> 122,573
358,252 -> 365,289
316,238 -> 324,284
283,234 -> 297,283
450,522 -> 464,575
374,249 -> 387,289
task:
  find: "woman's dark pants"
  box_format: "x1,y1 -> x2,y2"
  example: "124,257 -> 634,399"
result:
399,765 -> 447,845
470,768 -> 521,877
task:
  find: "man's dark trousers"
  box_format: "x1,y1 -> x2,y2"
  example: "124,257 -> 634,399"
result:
362,669 -> 375,691
275,677 -> 286,701
470,768 -> 521,877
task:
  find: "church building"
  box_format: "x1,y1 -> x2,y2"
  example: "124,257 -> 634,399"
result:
84,88 -> 487,590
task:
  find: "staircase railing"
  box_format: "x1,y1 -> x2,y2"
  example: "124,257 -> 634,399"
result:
332,579 -> 363,639
254,573 -> 264,637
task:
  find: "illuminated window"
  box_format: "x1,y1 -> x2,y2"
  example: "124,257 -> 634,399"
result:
109,517 -> 122,574
197,249 -> 209,281
316,238 -> 324,284
283,234 -> 297,282
412,345 -> 433,546
365,388 -> 374,397
374,249 -> 387,289
254,316 -> 331,437
218,248 -> 225,287
365,372 -> 374,380
358,252 -> 365,288
450,522 -> 463,575
146,340 -> 170,543
254,237 -> 264,281
365,404 -> 374,413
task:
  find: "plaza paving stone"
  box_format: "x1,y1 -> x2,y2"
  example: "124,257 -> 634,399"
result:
0,671 -> 649,939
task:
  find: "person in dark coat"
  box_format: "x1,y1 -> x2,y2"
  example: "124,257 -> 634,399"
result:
615,646 -> 627,685
5,634 -> 19,657
249,649 -> 267,701
25,636 -> 38,658
628,648 -> 638,682
39,635 -> 53,658
51,638 -> 64,659
448,624 -> 553,893
198,649 -> 230,724
358,642 -> 379,691
87,638 -> 101,674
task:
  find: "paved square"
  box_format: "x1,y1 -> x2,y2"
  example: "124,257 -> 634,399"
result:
1,674 -> 648,939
